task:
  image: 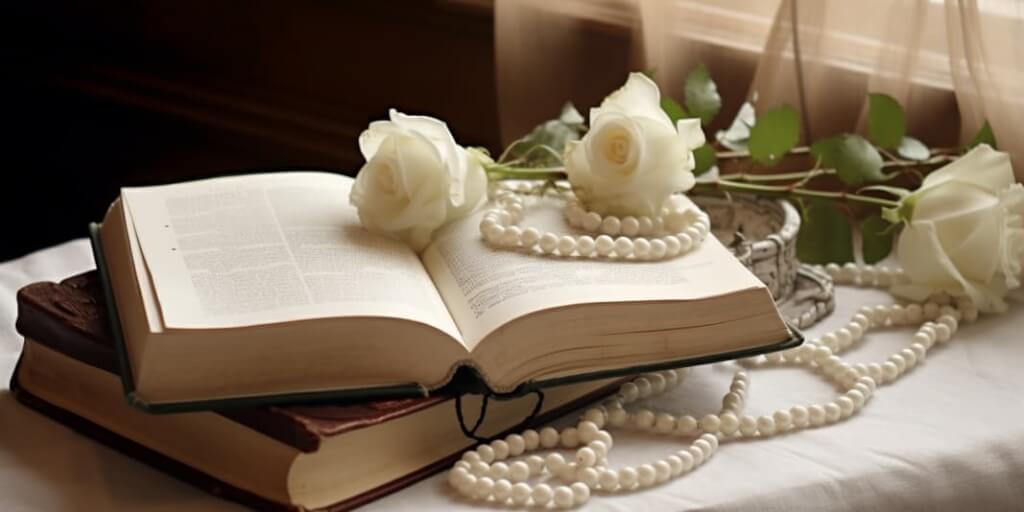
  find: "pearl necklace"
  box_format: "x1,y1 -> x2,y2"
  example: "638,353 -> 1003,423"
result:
447,262 -> 976,508
479,186 -> 710,260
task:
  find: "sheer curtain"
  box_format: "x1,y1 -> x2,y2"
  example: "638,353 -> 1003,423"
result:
495,0 -> 1024,180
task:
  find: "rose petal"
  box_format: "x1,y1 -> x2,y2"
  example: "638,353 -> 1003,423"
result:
920,144 -> 1014,194
591,72 -> 671,128
676,118 -> 706,151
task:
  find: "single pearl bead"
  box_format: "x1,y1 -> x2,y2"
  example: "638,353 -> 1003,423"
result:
522,430 -> 540,451
700,414 -> 721,433
595,235 -> 615,256
790,406 -> 809,428
589,440 -> 608,459
525,455 -> 545,472
601,216 -> 621,236
684,226 -> 701,242
694,438 -> 714,459
631,237 -> 650,259
578,418 -> 601,437
677,233 -> 693,251
576,235 -> 596,256
539,427 -> 560,448
614,236 -> 634,257
577,466 -> 598,485
490,462 -> 509,479
913,331 -> 934,349
559,427 -> 580,448
473,476 -> 495,499
483,224 -> 505,242
463,450 -> 481,464
773,409 -> 793,430
636,464 -> 657,487
571,482 -> 591,505
808,405 -> 826,426
720,412 -> 740,435
545,453 -> 567,473
938,314 -> 959,332
532,483 -> 554,505
676,415 -> 698,435
595,430 -> 614,449
654,413 -> 676,434
654,460 -> 672,483
666,455 -> 685,476
576,447 -> 597,467
910,342 -> 927,360
510,482 -> 531,505
509,461 -> 530,481
638,216 -> 654,235
651,237 -> 667,258
866,363 -> 883,382
824,403 -> 841,422
635,378 -> 653,397
618,467 -> 639,489
500,226 -> 522,246
538,232 -> 559,253
557,235 -> 577,255
836,396 -> 855,417
688,445 -> 705,465
634,409 -> 656,429
847,389 -> 866,408
620,216 -> 640,236
677,449 -> 695,472
847,322 -> 864,341
756,415 -> 776,436
608,407 -> 628,427
477,444 -> 495,463
663,236 -> 681,256
933,323 -> 951,343
493,479 -> 513,501
598,468 -> 619,490
492,440 -> 510,460
552,486 -> 574,508
582,212 -> 602,232
739,415 -> 758,435
900,347 -> 918,367
506,434 -> 525,456
881,361 -> 899,381
835,328 -> 853,349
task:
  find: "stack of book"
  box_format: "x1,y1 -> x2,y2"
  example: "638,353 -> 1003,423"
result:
11,172 -> 796,510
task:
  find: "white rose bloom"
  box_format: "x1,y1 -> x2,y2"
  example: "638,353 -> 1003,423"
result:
565,72 -> 705,217
893,144 -> 1024,313
349,109 -> 487,251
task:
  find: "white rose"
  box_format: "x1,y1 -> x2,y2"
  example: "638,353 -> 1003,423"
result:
564,72 -> 705,217
349,109 -> 487,251
892,144 -> 1024,313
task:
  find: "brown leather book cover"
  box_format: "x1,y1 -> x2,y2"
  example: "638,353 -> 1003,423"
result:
11,272 -> 618,510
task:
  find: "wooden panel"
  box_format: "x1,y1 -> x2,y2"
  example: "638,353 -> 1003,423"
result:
1,1 -> 499,259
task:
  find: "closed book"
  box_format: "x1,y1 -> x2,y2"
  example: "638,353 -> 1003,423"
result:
12,272 -> 620,510
92,171 -> 799,411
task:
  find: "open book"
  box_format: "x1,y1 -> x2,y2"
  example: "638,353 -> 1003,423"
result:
93,172 -> 797,411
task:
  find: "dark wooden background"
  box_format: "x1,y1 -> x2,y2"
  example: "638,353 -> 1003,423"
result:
0,1 -> 501,260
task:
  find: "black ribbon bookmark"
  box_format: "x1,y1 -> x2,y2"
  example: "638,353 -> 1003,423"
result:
455,389 -> 546,443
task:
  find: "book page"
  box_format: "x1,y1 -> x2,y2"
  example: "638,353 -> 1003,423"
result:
122,172 -> 461,341
421,194 -> 765,350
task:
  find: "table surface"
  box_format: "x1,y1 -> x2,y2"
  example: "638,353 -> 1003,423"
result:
2,240 -> 1023,511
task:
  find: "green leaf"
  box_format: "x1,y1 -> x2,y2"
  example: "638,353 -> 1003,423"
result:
505,104 -> 585,167
968,120 -> 998,150
684,64 -> 721,126
867,93 -> 906,149
811,134 -> 885,186
797,200 -> 855,264
693,143 -> 716,176
661,96 -> 688,124
861,215 -> 895,263
897,136 -> 930,161
748,105 -> 800,165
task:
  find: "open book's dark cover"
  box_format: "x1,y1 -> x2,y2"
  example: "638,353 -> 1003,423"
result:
88,222 -> 803,413
11,271 -> 622,511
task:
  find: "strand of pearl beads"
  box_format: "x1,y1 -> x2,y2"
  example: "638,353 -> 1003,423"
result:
449,368 -> 730,508
479,187 -> 710,261
448,263 -> 977,508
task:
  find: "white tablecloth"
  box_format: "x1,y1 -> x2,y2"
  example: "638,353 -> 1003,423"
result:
2,240 -> 1023,511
